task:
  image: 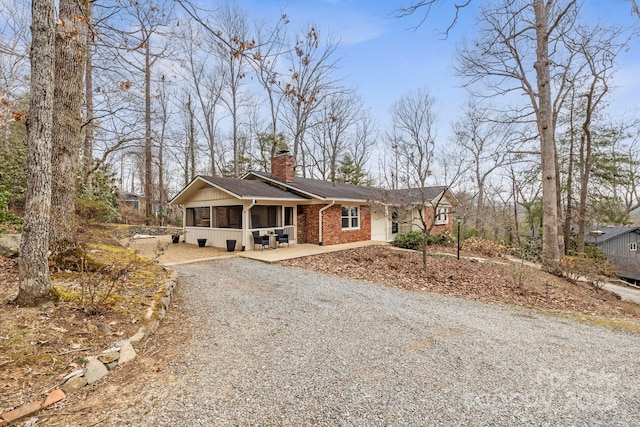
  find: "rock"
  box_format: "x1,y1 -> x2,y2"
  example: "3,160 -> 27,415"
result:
128,331 -> 145,344
84,359 -> 108,384
105,361 -> 118,370
118,343 -> 137,365
0,234 -> 20,258
62,377 -> 88,394
42,389 -> 66,408
98,351 -> 119,364
62,368 -> 86,382
115,339 -> 129,348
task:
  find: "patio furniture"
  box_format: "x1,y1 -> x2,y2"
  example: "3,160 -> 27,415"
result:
275,229 -> 289,247
252,231 -> 269,250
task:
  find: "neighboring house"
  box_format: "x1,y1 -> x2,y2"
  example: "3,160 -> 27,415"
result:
585,226 -> 640,283
169,150 -> 458,251
122,192 -> 143,211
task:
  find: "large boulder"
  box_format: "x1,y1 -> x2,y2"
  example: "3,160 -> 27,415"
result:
0,234 -> 20,257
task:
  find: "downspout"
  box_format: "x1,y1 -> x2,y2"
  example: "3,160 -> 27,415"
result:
243,199 -> 256,250
318,200 -> 336,246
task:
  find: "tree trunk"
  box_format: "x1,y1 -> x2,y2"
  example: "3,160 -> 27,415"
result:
83,6 -> 94,195
16,0 -> 55,306
50,0 -> 88,255
144,40 -> 153,223
534,0 -> 561,269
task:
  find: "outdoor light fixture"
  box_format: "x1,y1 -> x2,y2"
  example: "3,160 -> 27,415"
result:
454,213 -> 462,260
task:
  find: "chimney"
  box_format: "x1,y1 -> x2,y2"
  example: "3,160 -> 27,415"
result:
271,150 -> 295,182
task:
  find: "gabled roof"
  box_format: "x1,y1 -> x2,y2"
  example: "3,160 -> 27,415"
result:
585,226 -> 640,245
246,171 -> 378,201
245,171 -> 457,205
382,186 -> 454,206
171,172 -> 457,206
169,175 -> 308,205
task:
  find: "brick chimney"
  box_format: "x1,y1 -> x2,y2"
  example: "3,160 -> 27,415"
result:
271,150 -> 295,182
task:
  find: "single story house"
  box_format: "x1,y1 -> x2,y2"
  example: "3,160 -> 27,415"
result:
169,150 -> 458,251
585,226 -> 640,283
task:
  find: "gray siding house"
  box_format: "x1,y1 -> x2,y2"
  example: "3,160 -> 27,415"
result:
585,226 -> 640,283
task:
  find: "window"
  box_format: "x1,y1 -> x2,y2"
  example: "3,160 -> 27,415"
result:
214,205 -> 242,229
250,205 -> 279,228
186,207 -> 211,227
284,207 -> 294,226
341,205 -> 359,229
391,209 -> 399,234
435,207 -> 449,225
630,242 -> 638,252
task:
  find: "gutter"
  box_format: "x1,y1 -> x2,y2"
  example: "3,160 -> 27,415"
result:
318,200 -> 336,246
242,199 -> 256,250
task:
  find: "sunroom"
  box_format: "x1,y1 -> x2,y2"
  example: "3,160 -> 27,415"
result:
170,175 -> 307,250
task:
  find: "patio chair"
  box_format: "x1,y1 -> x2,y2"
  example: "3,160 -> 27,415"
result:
252,231 -> 269,250
275,229 -> 289,247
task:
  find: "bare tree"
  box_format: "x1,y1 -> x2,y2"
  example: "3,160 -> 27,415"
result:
452,100 -> 522,237
0,0 -> 30,151
178,21 -> 225,176
569,24 -> 627,251
118,0 -> 173,221
388,87 -> 440,270
281,26 -> 341,176
214,2 -> 252,178
307,89 -> 362,181
15,0 -> 55,305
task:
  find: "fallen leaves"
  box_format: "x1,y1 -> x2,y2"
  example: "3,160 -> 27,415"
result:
280,245 -> 640,322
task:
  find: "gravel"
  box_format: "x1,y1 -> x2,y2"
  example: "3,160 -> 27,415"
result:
110,257 -> 640,426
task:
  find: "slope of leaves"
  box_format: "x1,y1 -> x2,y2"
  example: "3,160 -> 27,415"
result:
279,246 -> 640,322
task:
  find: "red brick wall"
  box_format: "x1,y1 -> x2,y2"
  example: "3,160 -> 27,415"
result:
297,205 -> 322,244
423,206 -> 453,235
297,203 -> 372,245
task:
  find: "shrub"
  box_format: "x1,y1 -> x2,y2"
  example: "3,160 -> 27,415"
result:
561,250 -> 616,289
392,231 -> 424,250
462,237 -> 509,257
75,197 -> 119,223
428,231 -> 454,246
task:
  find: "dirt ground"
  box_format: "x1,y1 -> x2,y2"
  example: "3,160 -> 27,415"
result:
120,234 -> 228,264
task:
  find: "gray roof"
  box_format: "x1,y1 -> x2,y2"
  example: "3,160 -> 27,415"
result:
382,186 -> 450,205
585,226 -> 640,245
248,171 -> 450,204
199,175 -> 308,200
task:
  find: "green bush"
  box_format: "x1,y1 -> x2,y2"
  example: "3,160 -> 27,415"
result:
0,190 -> 22,224
392,231 -> 424,250
75,197 -> 119,223
428,231 -> 454,246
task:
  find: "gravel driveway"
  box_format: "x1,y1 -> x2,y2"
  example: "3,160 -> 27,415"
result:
116,258 -> 640,426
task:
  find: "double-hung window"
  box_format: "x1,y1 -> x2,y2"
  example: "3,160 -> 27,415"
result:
341,205 -> 360,229
434,207 -> 449,225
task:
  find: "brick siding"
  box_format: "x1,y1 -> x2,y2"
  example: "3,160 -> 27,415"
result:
297,203 -> 372,245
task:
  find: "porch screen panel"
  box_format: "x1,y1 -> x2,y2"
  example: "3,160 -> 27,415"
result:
186,207 -> 210,227
251,205 -> 280,228
213,205 -> 242,229
284,207 -> 294,226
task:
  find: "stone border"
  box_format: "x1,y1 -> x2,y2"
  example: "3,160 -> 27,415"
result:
0,269 -> 179,426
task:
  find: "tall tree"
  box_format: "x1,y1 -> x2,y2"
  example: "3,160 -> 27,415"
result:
215,2 -> 251,178
281,26 -> 341,176
120,0 -> 173,221
15,0 -> 55,305
49,0 -> 89,254
388,87 -> 438,270
452,100 -> 521,237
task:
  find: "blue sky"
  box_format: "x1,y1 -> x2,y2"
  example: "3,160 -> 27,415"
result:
207,0 -> 640,137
